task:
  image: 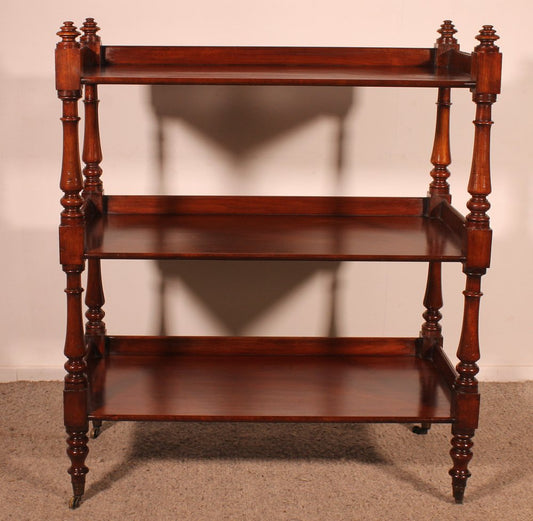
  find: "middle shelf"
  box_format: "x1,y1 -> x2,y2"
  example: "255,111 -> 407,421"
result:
84,195 -> 465,261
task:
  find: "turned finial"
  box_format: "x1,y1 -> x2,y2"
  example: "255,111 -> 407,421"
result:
475,25 -> 499,51
57,21 -> 80,42
81,18 -> 100,41
437,20 -> 458,46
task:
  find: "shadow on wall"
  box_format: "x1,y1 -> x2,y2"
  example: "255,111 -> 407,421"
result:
149,85 -> 355,335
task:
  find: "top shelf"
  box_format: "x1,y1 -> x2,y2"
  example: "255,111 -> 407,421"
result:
81,46 -> 475,87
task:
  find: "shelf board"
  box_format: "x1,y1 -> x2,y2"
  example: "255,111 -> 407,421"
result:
81,46 -> 474,87
87,336 -> 453,422
84,196 -> 465,261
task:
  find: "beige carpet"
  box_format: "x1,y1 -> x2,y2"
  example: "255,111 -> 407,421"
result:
0,381 -> 531,520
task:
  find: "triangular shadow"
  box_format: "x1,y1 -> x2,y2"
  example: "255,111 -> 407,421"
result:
156,260 -> 340,335
150,85 -> 354,158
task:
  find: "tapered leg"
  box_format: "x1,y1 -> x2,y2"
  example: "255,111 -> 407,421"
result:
449,272 -> 482,503
449,427 -> 474,503
66,428 -> 89,508
63,268 -> 89,508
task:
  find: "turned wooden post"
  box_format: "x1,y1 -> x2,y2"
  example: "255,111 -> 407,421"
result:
418,21 -> 459,368
450,25 -> 501,504
430,20 -> 458,204
85,257 -> 105,439
80,18 -> 103,214
419,261 -> 443,360
419,87 -> 449,357
428,87 -> 452,204
80,19 -> 106,370
56,21 -> 88,510
81,82 -> 103,210
85,258 -> 106,357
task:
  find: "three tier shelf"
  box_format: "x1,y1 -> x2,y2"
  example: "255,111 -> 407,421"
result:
55,19 -> 502,508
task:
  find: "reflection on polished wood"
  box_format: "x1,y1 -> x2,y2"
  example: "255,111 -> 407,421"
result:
85,196 -> 464,261
87,336 -> 452,422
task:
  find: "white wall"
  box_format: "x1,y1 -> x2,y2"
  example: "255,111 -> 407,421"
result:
1,1 -> 531,381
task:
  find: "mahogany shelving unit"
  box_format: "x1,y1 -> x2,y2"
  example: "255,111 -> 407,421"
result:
55,19 -> 502,508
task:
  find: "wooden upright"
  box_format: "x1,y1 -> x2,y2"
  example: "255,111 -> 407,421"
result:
55,19 -> 501,508
56,22 -> 88,510
449,25 -> 501,504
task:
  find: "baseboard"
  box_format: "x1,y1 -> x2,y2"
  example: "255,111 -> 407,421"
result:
1,365 -> 532,383
0,367 -> 65,382
478,365 -> 533,382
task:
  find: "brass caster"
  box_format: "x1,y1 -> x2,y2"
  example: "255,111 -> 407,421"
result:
90,426 -> 101,439
69,495 -> 82,509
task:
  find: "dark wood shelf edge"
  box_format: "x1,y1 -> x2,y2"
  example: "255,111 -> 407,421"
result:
101,45 -> 438,67
87,413 -> 455,423
105,335 -> 419,356
102,195 -> 428,216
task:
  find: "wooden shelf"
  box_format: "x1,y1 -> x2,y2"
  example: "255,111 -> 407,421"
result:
87,336 -> 454,422
81,46 -> 474,87
84,195 -> 465,261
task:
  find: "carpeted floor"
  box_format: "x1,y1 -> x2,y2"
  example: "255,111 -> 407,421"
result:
0,381 -> 531,520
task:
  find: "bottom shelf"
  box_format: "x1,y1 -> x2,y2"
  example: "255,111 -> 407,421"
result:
87,336 -> 454,423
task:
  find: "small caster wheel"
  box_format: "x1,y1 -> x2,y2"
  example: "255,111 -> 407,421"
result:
412,424 -> 430,435
69,495 -> 82,509
91,420 -> 103,439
